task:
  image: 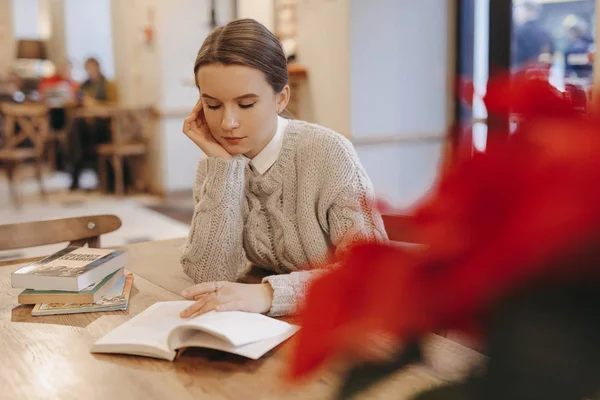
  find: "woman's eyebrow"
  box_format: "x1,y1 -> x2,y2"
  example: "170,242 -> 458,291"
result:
201,93 -> 259,101
234,93 -> 259,100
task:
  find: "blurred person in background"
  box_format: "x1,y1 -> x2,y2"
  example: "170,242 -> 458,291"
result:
38,60 -> 79,171
513,0 -> 554,68
78,57 -> 117,105
564,22 -> 594,79
68,57 -> 118,190
38,60 -> 78,104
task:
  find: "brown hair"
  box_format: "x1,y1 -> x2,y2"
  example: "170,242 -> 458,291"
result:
193,19 -> 288,93
85,57 -> 100,67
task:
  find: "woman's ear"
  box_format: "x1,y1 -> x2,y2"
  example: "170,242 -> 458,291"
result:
276,84 -> 291,114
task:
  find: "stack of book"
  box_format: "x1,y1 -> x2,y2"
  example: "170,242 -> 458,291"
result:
11,246 -> 132,316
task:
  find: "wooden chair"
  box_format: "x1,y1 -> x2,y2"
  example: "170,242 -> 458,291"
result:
45,105 -> 75,171
72,104 -> 118,190
96,106 -> 152,196
0,103 -> 49,207
0,214 -> 122,252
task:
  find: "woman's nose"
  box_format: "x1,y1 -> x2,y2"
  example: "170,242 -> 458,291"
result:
221,109 -> 240,131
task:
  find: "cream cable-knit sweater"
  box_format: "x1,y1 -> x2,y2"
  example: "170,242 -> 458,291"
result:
181,120 -> 388,316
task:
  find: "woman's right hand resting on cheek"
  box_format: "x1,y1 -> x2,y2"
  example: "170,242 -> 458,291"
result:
182,100 -> 232,160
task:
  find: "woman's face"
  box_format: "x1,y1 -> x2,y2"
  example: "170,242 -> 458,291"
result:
196,64 -> 289,159
85,62 -> 100,80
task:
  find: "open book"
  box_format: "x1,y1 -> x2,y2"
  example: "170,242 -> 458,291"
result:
91,301 -> 300,361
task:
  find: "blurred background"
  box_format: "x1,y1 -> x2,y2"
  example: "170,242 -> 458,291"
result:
0,0 -> 597,260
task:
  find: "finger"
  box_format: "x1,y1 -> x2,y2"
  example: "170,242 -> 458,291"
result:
195,102 -> 207,126
183,101 -> 203,128
215,301 -> 244,312
193,97 -> 202,108
196,288 -> 232,303
183,114 -> 197,133
180,293 -> 215,318
191,100 -> 204,119
181,282 -> 219,298
191,298 -> 220,318
183,114 -> 196,128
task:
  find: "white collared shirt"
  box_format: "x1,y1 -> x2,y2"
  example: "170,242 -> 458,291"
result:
249,116 -> 289,175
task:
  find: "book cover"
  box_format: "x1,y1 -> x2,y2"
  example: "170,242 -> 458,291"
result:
31,273 -> 134,316
18,268 -> 124,305
13,247 -> 115,278
11,247 -> 128,291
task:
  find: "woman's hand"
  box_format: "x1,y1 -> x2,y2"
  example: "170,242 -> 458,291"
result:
179,281 -> 274,318
182,100 -> 232,159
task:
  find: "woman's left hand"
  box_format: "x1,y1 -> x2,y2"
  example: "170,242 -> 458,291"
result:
179,282 -> 274,318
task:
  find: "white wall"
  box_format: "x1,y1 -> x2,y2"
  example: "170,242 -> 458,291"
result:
157,0 -> 213,111
63,0 -> 114,81
110,0 -> 236,193
350,0 -> 450,139
357,141 -> 443,208
38,0 -> 51,39
348,0 -> 453,207
296,0 -> 351,135
44,0 -> 66,66
237,0 -> 274,32
111,0 -> 163,106
11,0 -> 41,39
155,0 -> 234,191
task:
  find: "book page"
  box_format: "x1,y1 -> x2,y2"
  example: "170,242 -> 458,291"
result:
91,301 -> 190,359
173,325 -> 301,360
172,310 -> 294,347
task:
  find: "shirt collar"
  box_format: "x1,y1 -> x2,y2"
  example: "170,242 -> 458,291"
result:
249,116 -> 289,175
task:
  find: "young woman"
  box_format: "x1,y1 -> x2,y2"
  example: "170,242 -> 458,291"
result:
180,19 -> 387,318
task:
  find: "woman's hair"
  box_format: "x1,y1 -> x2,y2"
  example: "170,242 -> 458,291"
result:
85,57 -> 100,69
194,19 -> 288,93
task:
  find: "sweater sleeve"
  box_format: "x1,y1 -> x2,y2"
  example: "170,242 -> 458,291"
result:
181,156 -> 250,283
262,142 -> 388,317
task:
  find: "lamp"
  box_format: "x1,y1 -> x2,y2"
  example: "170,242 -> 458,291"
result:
16,40 -> 48,60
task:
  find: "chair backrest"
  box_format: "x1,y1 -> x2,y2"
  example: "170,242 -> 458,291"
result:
381,214 -> 421,244
1,103 -> 49,154
0,215 -> 122,251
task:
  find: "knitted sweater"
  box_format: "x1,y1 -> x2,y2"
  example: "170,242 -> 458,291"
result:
181,120 -> 388,316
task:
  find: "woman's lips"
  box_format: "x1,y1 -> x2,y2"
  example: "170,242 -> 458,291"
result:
223,137 -> 245,145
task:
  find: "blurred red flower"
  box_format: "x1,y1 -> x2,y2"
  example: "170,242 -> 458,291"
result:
289,72 -> 600,380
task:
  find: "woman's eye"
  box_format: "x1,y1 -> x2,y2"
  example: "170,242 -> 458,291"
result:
239,102 -> 256,109
206,104 -> 221,110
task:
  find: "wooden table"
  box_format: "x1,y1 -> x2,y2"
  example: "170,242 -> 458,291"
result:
0,238 -> 483,400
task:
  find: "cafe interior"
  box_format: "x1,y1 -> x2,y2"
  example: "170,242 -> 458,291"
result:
0,0 -> 599,399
